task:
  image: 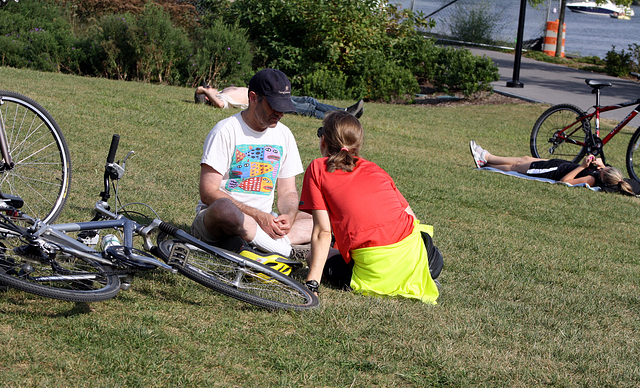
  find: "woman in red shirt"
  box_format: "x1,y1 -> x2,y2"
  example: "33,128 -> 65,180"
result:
299,110 -> 441,303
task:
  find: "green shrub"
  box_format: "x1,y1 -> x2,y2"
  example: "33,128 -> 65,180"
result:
88,13 -> 138,80
223,0 -> 433,101
431,46 -> 499,96
300,69 -> 351,100
82,4 -> 192,84
190,17 -> 253,88
628,43 -> 640,73
351,50 -> 420,102
605,46 -> 632,77
1,0 -> 502,99
134,3 -> 192,84
0,0 -> 78,72
391,33 -> 440,83
447,1 -> 502,45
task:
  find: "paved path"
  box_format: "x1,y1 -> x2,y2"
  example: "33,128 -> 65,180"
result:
469,48 -> 640,125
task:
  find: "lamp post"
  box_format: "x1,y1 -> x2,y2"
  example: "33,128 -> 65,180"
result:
507,0 -> 527,88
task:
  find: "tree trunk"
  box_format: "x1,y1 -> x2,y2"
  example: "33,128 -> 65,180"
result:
555,0 -> 567,57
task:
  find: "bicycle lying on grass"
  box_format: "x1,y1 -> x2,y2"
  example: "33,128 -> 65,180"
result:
530,75 -> 640,181
0,134 -> 318,310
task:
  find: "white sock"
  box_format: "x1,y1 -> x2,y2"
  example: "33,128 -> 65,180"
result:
250,227 -> 292,257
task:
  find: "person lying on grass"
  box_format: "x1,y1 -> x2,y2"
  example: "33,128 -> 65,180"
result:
194,85 -> 364,120
298,110 -> 442,304
469,140 -> 638,196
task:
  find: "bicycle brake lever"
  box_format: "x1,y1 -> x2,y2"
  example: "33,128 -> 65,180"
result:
105,162 -> 125,180
122,150 -> 135,166
107,151 -> 134,180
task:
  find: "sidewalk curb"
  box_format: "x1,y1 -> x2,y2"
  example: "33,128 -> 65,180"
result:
493,89 -> 543,104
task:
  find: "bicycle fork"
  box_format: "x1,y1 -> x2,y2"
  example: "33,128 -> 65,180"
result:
0,99 -> 15,171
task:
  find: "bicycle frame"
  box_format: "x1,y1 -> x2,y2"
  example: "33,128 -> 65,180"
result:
3,200 -> 176,273
558,98 -> 640,154
592,98 -> 640,143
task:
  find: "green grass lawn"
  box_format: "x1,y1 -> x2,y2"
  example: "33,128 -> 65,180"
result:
1,66 -> 639,387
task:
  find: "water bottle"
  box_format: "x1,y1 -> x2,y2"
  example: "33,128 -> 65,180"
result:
101,234 -> 121,251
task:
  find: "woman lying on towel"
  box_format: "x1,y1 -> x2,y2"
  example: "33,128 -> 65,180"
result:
469,140 -> 637,195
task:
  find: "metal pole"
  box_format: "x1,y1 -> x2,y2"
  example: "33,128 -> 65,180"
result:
507,0 -> 527,88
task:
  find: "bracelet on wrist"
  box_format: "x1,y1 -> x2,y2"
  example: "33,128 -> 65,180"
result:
305,280 -> 320,294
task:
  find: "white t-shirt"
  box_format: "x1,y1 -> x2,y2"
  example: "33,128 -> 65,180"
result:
197,112 -> 303,214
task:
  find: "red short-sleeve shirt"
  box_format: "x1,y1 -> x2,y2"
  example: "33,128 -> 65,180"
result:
299,157 -> 414,261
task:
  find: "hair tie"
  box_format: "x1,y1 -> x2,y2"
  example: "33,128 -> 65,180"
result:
341,147 -> 349,152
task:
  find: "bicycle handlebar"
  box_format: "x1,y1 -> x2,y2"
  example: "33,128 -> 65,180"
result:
98,134 -> 121,204
106,134 -> 120,164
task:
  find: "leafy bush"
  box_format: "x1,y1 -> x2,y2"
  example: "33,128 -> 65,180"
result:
56,0 -> 198,31
134,4 -> 192,84
0,0 -> 78,72
605,46 -> 632,77
190,17 -> 253,88
351,50 -> 420,102
82,4 -> 192,84
300,69 -> 351,100
431,46 -> 499,96
221,0 -> 434,100
1,0 -> 502,100
86,13 -> 138,79
390,33 -> 440,84
447,1 -> 503,45
628,43 -> 640,73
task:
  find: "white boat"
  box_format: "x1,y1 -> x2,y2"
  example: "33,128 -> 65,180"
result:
566,1 -> 634,17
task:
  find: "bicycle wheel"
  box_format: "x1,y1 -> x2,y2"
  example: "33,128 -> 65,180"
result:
625,127 -> 640,182
157,238 -> 318,311
0,230 -> 121,302
530,104 -> 590,163
0,91 -> 71,223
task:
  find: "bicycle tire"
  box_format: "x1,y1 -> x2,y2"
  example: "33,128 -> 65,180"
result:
625,127 -> 640,182
157,238 -> 318,311
0,91 -> 71,223
0,229 -> 121,302
530,104 -> 590,163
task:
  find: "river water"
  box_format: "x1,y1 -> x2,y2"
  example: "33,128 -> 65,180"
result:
394,0 -> 640,58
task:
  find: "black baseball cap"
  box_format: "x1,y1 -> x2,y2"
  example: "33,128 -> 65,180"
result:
248,69 -> 296,113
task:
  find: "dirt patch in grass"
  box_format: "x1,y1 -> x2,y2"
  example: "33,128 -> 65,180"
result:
412,85 -> 529,107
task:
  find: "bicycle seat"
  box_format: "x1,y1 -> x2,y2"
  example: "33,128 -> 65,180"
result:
585,79 -> 612,90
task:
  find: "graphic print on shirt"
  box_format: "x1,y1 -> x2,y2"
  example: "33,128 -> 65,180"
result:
227,144 -> 282,195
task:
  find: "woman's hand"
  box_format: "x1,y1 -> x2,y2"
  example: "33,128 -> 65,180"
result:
582,154 -> 596,168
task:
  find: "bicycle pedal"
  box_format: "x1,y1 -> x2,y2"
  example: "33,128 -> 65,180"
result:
168,243 -> 190,266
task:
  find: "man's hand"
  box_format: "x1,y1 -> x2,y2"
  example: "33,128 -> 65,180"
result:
273,214 -> 293,235
254,211 -> 288,239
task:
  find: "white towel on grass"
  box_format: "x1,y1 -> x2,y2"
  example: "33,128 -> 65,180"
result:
478,167 -> 601,191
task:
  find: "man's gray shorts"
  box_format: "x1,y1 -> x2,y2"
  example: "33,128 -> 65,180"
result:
190,208 -> 219,245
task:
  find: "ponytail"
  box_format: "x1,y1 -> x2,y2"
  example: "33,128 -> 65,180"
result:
321,111 -> 363,173
601,167 -> 636,195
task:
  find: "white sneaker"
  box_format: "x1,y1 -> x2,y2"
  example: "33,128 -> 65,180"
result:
469,140 -> 488,168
